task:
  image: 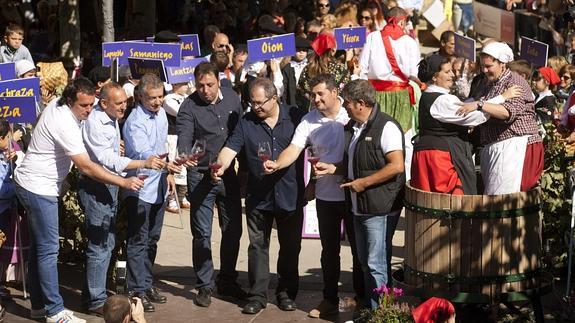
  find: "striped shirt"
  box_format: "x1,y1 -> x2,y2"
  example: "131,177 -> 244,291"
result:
480,69 -> 541,145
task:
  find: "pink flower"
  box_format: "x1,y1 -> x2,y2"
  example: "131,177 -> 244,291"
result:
393,288 -> 404,297
373,285 -> 389,295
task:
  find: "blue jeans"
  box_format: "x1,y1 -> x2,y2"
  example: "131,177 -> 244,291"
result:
15,184 -> 63,316
187,169 -> 242,290
125,197 -> 166,293
77,177 -> 118,309
353,210 -> 401,309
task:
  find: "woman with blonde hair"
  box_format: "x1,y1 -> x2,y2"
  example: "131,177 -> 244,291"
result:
320,14 -> 337,33
548,55 -> 568,76
334,1 -> 358,27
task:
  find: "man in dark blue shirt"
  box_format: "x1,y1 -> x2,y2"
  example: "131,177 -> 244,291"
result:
176,62 -> 244,307
212,77 -> 305,315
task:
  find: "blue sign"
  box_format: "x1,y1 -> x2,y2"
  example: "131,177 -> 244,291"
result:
179,34 -> 201,57
334,27 -> 366,50
102,41 -> 182,67
0,96 -> 36,123
128,58 -> 167,82
247,33 -> 296,62
165,57 -> 208,84
0,63 -> 16,81
454,33 -> 476,62
520,36 -> 548,67
0,77 -> 41,103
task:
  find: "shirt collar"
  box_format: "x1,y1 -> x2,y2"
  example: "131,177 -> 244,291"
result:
210,89 -> 224,105
425,84 -> 450,94
138,104 -> 158,119
290,58 -> 308,68
94,105 -> 115,125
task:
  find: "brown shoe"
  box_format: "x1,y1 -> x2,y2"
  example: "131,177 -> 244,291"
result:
308,299 -> 339,318
88,305 -> 104,317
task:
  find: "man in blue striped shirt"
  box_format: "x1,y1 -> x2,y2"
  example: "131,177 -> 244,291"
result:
79,82 -> 164,316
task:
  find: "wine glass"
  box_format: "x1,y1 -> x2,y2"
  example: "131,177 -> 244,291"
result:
208,154 -> 222,183
190,140 -> 206,162
136,165 -> 150,182
308,145 -> 326,179
156,142 -> 169,159
257,141 -> 272,162
174,148 -> 189,166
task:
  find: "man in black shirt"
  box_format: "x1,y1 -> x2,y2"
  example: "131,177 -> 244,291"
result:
176,62 -> 244,307
212,77 -> 305,315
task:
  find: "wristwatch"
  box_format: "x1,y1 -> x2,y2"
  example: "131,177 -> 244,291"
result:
477,99 -> 485,111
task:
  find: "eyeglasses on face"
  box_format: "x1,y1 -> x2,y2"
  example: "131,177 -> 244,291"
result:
318,3 -> 330,8
360,16 -> 372,20
250,97 -> 272,110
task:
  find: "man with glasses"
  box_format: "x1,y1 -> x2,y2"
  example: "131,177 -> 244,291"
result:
212,77 -> 305,315
315,0 -> 331,21
209,32 -> 233,69
176,62 -> 245,307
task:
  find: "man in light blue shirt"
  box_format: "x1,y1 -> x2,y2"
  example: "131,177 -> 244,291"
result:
122,73 -> 176,312
79,82 -> 164,315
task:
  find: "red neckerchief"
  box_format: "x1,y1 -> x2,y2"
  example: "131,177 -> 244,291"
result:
380,16 -> 407,40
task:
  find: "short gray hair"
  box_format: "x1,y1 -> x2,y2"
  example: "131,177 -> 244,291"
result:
249,77 -> 277,99
137,73 -> 163,98
342,79 -> 376,107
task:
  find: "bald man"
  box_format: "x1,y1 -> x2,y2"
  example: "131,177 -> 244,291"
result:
210,33 -> 233,68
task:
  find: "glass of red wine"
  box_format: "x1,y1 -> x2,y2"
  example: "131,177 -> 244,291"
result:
257,141 -> 272,176
190,140 -> 206,162
136,165 -> 150,185
208,154 -> 222,183
308,145 -> 326,179
174,148 -> 189,166
156,143 -> 169,172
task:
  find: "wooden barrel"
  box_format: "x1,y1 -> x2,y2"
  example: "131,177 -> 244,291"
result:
403,183 -> 542,302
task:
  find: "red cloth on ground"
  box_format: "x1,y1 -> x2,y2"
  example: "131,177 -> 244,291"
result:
411,150 -> 464,195
521,141 -> 544,192
412,297 -> 455,323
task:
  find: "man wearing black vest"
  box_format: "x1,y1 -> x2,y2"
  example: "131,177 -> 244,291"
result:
315,79 -> 405,310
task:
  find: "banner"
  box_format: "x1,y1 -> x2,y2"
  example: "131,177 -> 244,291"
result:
334,27 -> 366,50
178,34 -> 201,57
520,36 -> 548,67
128,58 -> 167,82
473,2 -> 515,45
0,63 -> 16,81
454,33 -> 476,62
102,42 -> 182,67
165,57 -> 208,84
0,96 -> 36,123
0,77 -> 41,103
247,33 -> 296,62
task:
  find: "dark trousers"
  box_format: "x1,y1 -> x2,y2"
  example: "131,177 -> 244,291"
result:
126,197 -> 166,293
316,199 -> 364,303
187,169 -> 242,290
246,207 -> 303,306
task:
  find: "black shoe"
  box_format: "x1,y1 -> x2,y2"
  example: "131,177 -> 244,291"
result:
195,287 -> 212,307
242,301 -> 265,314
139,295 -> 155,312
277,297 -> 297,311
217,283 -> 248,300
87,305 -> 104,317
146,286 -> 167,304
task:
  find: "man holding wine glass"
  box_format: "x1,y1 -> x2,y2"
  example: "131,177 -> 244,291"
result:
79,82 -> 166,315
212,77 -> 305,315
176,62 -> 244,307
263,74 -> 365,319
122,74 -> 178,312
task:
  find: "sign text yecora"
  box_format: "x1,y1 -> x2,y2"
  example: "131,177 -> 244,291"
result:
334,27 -> 366,50
520,37 -> 548,67
247,33 -> 296,62
102,42 -> 182,67
0,63 -> 16,81
178,34 -> 201,57
454,33 -> 476,62
473,1 -> 515,45
0,77 -> 40,103
166,57 -> 208,84
0,96 -> 36,123
128,58 -> 167,82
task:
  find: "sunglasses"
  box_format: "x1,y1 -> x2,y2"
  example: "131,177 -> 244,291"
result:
318,3 -> 330,8
563,75 -> 571,80
360,16 -> 372,20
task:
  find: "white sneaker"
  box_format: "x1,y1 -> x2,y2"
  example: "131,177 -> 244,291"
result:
30,308 -> 46,319
166,197 -> 179,213
46,309 -> 86,323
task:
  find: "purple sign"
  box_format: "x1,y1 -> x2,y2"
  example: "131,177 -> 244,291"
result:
145,36 -> 155,42
178,34 -> 201,57
128,58 -> 167,82
0,63 -> 16,81
165,57 -> 208,84
0,77 -> 41,103
0,96 -> 36,123
520,36 -> 548,67
454,33 -> 476,62
247,33 -> 296,62
334,27 -> 366,50
102,42 -> 182,67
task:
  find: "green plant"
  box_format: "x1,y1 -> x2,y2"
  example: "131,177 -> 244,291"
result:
364,286 -> 414,323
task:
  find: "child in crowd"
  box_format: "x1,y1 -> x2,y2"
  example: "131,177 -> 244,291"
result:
532,67 -> 560,125
0,24 -> 33,64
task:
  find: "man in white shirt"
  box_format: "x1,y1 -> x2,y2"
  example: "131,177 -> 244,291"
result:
359,7 -> 421,180
315,79 -> 405,310
264,74 -> 364,318
14,78 -> 143,323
